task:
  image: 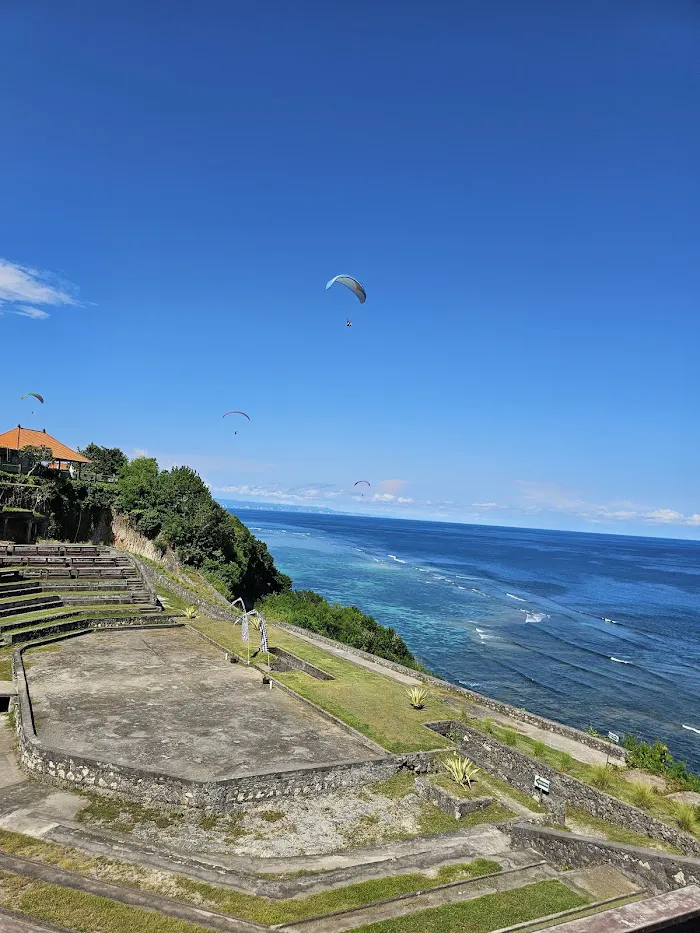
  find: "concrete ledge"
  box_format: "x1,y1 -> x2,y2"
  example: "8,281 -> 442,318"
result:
269,646 -> 334,680
542,884 -> 700,931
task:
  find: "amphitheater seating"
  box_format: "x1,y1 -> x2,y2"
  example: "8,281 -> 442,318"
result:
0,544 -> 168,646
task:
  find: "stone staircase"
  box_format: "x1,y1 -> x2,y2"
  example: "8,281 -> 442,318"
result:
0,544 -> 166,645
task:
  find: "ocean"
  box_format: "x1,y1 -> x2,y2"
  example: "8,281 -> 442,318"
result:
233,509 -> 700,769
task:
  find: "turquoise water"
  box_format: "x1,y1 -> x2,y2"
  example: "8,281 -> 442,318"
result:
233,509 -> 700,768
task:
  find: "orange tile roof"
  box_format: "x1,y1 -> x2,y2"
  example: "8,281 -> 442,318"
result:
0,426 -> 90,463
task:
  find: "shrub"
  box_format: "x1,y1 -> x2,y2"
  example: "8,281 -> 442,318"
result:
629,783 -> 655,810
590,764 -> 615,791
675,804 -> 698,834
558,753 -> 574,773
500,728 -> 519,747
623,735 -> 700,793
407,687 -> 428,709
532,741 -> 548,759
442,754 -> 479,789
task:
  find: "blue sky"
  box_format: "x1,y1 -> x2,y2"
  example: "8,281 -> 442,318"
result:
1,2 -> 698,537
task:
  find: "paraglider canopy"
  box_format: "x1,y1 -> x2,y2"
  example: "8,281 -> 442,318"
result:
326,275 -> 366,304
21,393 -> 44,404
223,411 -> 251,421
353,480 -> 371,487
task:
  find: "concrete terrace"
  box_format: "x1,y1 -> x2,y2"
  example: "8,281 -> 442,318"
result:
24,628 -> 377,781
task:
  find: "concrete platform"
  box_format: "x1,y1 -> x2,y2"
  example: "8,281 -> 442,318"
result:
23,629 -> 376,781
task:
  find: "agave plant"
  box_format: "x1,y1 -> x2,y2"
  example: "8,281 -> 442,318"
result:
407,687 -> 428,709
183,606 -> 198,620
442,754 -> 479,789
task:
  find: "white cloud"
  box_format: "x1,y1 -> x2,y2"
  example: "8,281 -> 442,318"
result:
0,258 -> 80,321
13,306 -> 50,320
514,480 -> 699,528
371,493 -> 414,504
645,509 -> 684,523
471,502 -> 503,510
214,483 -> 342,503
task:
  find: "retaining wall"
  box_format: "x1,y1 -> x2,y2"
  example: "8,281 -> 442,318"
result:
508,823 -> 700,895
429,720 -> 700,858
269,646 -> 334,680
414,776 -> 492,819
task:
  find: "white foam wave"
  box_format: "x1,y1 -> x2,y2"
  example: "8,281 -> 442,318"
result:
506,593 -> 526,602
610,656 -> 631,665
682,724 -> 700,735
524,612 -> 548,623
603,617 -> 621,624
459,680 -> 482,688
457,586 -> 466,590
388,554 -> 407,564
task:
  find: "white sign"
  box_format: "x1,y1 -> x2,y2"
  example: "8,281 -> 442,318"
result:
608,731 -> 620,744
534,775 -> 550,794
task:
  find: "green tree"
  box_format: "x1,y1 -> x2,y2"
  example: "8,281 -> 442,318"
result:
19,445 -> 54,476
79,443 -> 128,477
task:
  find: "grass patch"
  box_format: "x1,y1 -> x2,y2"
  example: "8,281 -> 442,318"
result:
258,810 -> 285,822
197,813 -> 218,831
1,877 -> 212,933
0,648 -> 12,680
77,793 -> 184,832
566,807 -> 681,853
371,771 -> 417,799
353,879 -> 588,932
191,617 -> 455,753
417,800 -> 514,835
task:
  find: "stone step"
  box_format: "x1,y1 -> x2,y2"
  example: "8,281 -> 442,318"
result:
6,611 -> 165,644
0,582 -> 42,597
0,595 -> 63,619
0,611 -> 82,634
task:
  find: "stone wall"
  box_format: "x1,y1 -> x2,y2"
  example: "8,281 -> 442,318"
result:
277,622 -> 626,763
269,646 -> 334,681
508,823 -> 700,895
7,614 -> 174,645
429,720 -> 700,858
415,776 -> 492,820
12,632 -> 431,812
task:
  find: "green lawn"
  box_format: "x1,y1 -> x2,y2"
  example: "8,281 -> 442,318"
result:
0,648 -> 11,680
354,880 -> 588,932
192,616 -> 455,753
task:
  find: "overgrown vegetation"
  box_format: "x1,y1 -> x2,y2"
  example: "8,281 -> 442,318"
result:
116,457 -> 290,604
258,589 -> 422,669
623,734 -> 700,792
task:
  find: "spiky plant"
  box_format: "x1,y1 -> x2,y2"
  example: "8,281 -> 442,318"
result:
183,606 -> 198,620
442,754 -> 479,789
407,687 -> 428,709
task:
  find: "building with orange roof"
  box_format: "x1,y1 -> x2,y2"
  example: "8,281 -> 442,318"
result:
0,425 -> 90,475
